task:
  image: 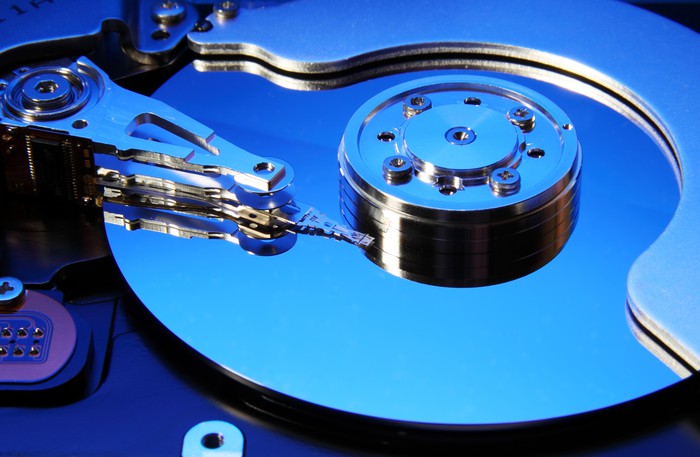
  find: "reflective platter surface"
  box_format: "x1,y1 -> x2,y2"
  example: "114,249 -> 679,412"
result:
105,66 -> 681,424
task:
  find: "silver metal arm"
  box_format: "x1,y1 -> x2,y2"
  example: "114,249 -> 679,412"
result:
97,167 -> 372,247
0,57 -> 372,254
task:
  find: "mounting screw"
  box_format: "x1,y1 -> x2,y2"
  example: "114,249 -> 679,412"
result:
152,0 -> 186,24
403,94 -> 432,118
382,156 -> 413,184
214,0 -> 239,19
507,106 -> 535,132
489,167 -> 521,196
0,277 -> 26,308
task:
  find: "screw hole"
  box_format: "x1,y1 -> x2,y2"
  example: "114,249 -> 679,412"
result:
452,130 -> 469,141
194,20 -> 213,32
410,96 -> 425,107
389,157 -> 405,168
253,162 -> 275,173
72,120 -> 88,129
563,123 -> 573,130
527,148 -> 545,159
151,29 -> 170,40
439,185 -> 457,196
201,433 -> 224,449
464,97 -> 481,105
377,131 -> 395,142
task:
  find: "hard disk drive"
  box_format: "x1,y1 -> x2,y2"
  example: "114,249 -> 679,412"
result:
2,0 -> 700,455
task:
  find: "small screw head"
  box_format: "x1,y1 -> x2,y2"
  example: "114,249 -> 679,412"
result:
16,328 -> 28,338
152,0 -> 186,24
0,277 -> 26,308
382,156 -> 413,184
507,106 -> 536,131
33,328 -> 44,338
214,0 -> 239,19
0,347 -> 7,356
403,94 -> 432,118
489,167 -> 521,196
29,346 -> 40,357
1,328 -> 11,338
13,346 -> 24,356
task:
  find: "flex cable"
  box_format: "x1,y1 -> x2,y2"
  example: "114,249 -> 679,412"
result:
97,168 -> 373,248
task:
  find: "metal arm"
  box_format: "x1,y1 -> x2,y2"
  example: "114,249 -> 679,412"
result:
0,57 -> 372,255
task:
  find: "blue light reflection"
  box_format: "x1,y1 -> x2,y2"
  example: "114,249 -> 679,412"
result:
105,67 -> 680,424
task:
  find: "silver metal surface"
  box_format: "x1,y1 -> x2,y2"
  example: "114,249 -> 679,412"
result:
0,0 -> 196,68
106,65 -> 680,424
0,0 -> 694,439
1,58 -> 288,193
489,167 -> 520,196
0,58 -> 371,252
3,66 -> 92,121
339,76 -> 580,286
183,0 -> 700,407
182,421 -> 244,457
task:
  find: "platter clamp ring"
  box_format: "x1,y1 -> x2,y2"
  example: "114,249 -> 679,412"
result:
339,76 -> 582,287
